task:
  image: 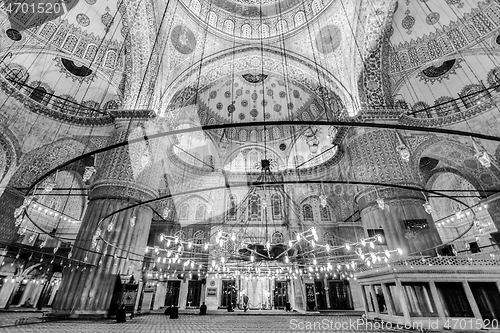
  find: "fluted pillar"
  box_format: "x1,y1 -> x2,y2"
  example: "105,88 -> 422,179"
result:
52,113 -> 166,316
347,129 -> 442,256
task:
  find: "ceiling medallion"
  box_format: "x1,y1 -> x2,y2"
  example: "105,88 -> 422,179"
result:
76,13 -> 90,27
242,74 -> 268,84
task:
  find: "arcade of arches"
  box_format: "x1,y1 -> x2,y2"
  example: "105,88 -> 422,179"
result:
0,0 -> 500,330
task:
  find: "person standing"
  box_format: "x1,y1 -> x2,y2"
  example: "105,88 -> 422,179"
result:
243,294 -> 249,312
116,304 -> 126,323
170,304 -> 179,319
199,302 -> 207,315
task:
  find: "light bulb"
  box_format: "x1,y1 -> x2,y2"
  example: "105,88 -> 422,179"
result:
423,202 -> 432,214
250,255 -> 255,262
285,256 -> 289,263
231,234 -> 236,241
325,244 -> 330,252
345,244 -> 351,251
296,234 -> 300,241
204,243 -> 209,251
288,240 -> 293,248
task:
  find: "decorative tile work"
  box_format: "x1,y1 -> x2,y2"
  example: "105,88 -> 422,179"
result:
390,1 -> 500,74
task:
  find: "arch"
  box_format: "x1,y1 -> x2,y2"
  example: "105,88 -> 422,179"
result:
84,44 -> 98,62
248,194 -> 261,219
62,35 -> 78,53
460,84 -> 489,108
272,193 -> 282,219
162,45 -> 353,115
104,50 -> 117,68
277,20 -> 288,34
9,139 -> 91,188
174,230 -> 187,240
311,0 -> 322,14
223,20 -> 235,34
320,205 -> 331,221
428,172 -> 495,248
241,24 -> 252,38
294,11 -> 306,27
39,22 -> 57,39
190,0 -> 201,15
302,204 -> 314,220
195,204 -> 206,220
412,137 -> 500,194
179,203 -> 189,220
208,11 -> 218,27
227,194 -> 237,220
260,24 -> 270,38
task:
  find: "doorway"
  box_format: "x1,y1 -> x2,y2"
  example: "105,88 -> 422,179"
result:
315,280 -> 327,310
165,281 -> 181,307
274,281 -> 288,309
10,281 -> 27,306
221,280 -> 237,308
329,280 -> 352,309
186,280 -> 202,307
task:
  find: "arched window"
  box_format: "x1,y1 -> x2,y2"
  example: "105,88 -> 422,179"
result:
311,0 -> 322,14
104,51 -> 117,68
84,44 -> 98,62
260,24 -> 270,38
272,194 -> 282,220
320,205 -> 331,221
277,20 -> 288,34
179,204 -> 189,220
190,230 -> 206,256
272,231 -> 284,243
62,35 -> 78,53
249,195 -> 261,219
294,11 -> 306,27
190,0 -> 201,15
461,84 -> 489,108
241,24 -> 252,38
30,86 -> 47,104
224,20 -> 235,34
227,195 -> 237,220
174,230 -> 187,240
208,11 -> 218,27
40,22 -> 57,39
195,204 -> 206,220
302,204 -> 314,220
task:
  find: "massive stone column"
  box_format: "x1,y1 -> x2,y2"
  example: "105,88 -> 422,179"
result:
52,113 -> 166,316
347,129 -> 442,256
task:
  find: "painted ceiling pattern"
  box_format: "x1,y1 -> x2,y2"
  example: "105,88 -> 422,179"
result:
389,1 -> 500,74
199,74 -> 312,123
180,0 -> 333,40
